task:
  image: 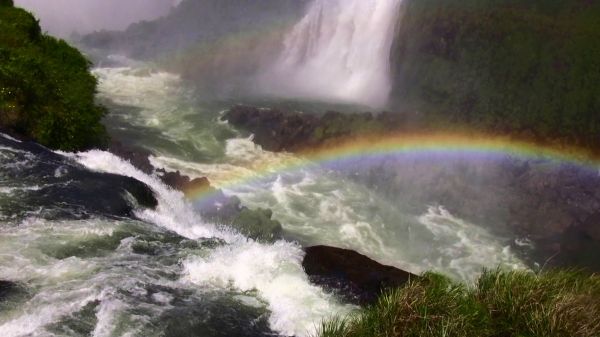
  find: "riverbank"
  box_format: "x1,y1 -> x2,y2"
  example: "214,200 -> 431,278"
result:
318,269 -> 600,337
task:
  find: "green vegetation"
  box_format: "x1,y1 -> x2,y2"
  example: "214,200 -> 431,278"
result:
391,0 -> 600,149
318,269 -> 600,337
0,3 -> 107,150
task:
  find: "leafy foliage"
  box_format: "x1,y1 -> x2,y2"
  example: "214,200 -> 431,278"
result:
391,0 -> 600,149
0,4 -> 107,150
318,269 -> 600,337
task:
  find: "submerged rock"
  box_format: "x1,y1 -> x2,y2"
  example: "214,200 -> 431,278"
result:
158,169 -> 211,195
107,140 -> 155,174
0,280 -> 18,302
230,208 -> 283,242
303,245 -> 417,305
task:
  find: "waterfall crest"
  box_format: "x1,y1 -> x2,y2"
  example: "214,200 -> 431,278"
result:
259,0 -> 402,108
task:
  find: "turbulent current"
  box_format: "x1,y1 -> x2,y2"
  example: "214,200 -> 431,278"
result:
0,66 -> 528,336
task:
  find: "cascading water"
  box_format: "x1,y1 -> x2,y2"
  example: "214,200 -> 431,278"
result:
259,0 -> 403,108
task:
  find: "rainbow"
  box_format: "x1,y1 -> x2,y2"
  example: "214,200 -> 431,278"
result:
185,132 -> 600,204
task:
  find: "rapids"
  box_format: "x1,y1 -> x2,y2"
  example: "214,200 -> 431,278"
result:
0,65 -> 528,336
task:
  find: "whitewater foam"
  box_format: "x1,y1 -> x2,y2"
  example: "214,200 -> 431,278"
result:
65,149 -> 353,337
418,206 -> 525,281
0,133 -> 22,143
183,240 -> 352,336
259,0 -> 403,107
64,150 -> 224,240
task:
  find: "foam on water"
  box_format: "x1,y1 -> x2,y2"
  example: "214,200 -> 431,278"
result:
152,140 -> 526,281
0,133 -> 22,143
184,240 -> 352,336
93,67 -> 183,114
0,217 -> 129,336
418,206 -> 523,281
64,150 -> 223,240
60,62 -> 531,336
93,67 -> 233,160
91,289 -> 129,337
0,291 -> 98,337
67,149 -> 352,337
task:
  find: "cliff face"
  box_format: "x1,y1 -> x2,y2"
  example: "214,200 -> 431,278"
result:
390,0 -> 600,148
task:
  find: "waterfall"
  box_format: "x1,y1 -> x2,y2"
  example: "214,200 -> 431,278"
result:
259,0 -> 402,108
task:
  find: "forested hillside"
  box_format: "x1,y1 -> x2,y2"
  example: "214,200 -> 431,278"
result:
0,0 -> 106,150
391,0 -> 600,148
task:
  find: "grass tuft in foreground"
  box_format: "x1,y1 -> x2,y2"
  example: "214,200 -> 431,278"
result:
318,269 -> 600,337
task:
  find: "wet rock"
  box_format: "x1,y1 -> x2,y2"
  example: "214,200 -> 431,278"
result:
152,168 -> 284,242
303,246 -> 418,305
158,169 -> 211,195
223,105 -> 399,152
107,140 -> 154,174
224,105 -> 321,152
230,208 -> 283,242
0,135 -> 157,220
0,280 -> 18,301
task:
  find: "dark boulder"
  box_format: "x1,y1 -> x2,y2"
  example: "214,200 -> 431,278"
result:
0,280 -> 18,301
223,105 -> 402,152
224,105 -> 320,152
158,169 -> 211,195
108,140 -> 155,174
303,246 -> 418,305
0,135 -> 157,220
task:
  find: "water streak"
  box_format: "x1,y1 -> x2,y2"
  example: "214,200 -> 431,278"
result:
260,0 -> 402,107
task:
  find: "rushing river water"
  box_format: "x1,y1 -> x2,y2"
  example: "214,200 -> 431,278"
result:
0,66 -> 530,337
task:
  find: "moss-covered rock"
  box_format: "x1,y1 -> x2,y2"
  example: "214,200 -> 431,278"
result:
0,4 -> 107,151
391,0 -> 600,149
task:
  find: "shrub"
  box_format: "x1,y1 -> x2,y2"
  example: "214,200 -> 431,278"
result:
0,4 -> 107,150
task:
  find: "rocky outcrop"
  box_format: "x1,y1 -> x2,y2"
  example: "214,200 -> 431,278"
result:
107,140 -> 155,174
157,169 -> 211,194
223,105 -> 410,152
105,138 -> 284,242
0,135 -> 157,220
303,246 -> 417,305
106,140 -> 214,195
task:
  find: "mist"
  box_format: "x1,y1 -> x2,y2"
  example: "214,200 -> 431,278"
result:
14,0 -> 181,38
